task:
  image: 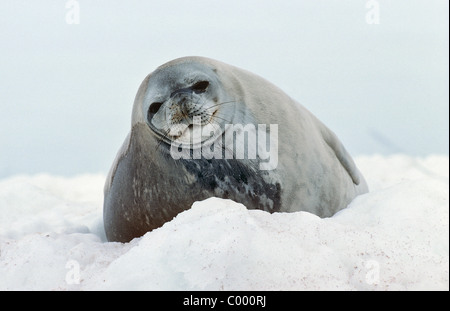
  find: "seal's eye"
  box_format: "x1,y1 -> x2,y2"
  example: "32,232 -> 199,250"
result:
191,81 -> 209,94
148,102 -> 163,120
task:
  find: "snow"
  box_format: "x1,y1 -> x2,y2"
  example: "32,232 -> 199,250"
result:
0,155 -> 448,291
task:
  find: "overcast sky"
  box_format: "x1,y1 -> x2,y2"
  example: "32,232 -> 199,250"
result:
0,0 -> 448,178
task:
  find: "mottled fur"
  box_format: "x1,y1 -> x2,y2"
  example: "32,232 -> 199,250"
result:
104,57 -> 368,242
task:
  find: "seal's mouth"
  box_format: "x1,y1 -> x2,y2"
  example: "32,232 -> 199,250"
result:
167,122 -> 192,140
167,108 -> 220,139
148,109 -> 222,148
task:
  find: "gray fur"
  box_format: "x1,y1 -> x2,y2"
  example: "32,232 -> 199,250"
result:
103,56 -> 368,242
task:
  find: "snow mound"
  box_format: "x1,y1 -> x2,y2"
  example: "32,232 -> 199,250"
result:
0,155 -> 448,290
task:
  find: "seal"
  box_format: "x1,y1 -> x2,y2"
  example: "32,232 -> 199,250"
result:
103,56 -> 368,242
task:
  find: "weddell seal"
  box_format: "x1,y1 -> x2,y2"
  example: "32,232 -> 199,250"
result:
103,56 -> 368,242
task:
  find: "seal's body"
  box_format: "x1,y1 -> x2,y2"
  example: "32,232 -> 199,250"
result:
104,57 -> 368,242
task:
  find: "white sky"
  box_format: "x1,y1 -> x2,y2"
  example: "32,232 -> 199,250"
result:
0,0 -> 448,177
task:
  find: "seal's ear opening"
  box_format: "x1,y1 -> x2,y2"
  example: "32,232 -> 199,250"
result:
148,102 -> 163,120
192,81 -> 209,94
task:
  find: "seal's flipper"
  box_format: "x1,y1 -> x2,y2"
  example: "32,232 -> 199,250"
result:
319,125 -> 361,186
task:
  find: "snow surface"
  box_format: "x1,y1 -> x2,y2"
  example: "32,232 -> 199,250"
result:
0,155 -> 448,291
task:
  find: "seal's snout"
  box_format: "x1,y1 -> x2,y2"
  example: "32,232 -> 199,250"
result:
178,96 -> 191,117
166,94 -> 195,138
167,92 -> 202,123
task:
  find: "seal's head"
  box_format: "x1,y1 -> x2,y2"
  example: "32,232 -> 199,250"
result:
133,58 -> 237,150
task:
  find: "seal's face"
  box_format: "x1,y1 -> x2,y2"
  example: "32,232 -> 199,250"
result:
143,62 -> 234,149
